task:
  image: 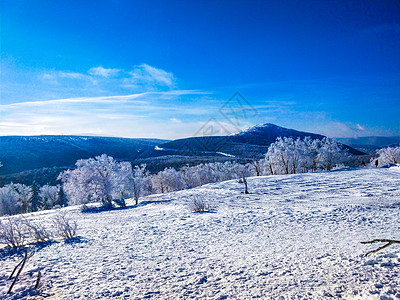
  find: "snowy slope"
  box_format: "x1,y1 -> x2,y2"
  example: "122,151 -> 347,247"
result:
1,167 -> 400,299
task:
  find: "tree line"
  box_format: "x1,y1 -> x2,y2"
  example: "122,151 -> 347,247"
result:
1,137 -> 399,216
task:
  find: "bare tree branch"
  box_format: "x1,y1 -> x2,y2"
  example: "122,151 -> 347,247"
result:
8,250 -> 28,294
361,239 -> 400,256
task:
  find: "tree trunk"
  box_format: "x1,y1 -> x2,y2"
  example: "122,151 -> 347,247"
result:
242,174 -> 249,194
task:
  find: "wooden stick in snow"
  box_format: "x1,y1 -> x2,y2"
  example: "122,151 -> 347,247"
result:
34,270 -> 41,290
9,257 -> 24,280
8,250 -> 28,294
361,239 -> 400,256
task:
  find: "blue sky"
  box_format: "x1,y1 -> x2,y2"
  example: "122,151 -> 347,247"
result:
1,0 -> 399,139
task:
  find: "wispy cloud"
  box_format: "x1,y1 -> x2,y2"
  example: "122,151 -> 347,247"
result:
126,64 -> 176,89
1,62 -> 178,104
0,90 -> 226,139
278,112 -> 384,138
1,88 -> 394,139
316,121 -> 368,138
0,93 -> 148,108
40,64 -> 176,92
88,66 -> 121,78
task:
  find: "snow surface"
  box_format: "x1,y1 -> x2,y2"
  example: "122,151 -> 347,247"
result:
216,152 -> 235,158
1,167 -> 400,299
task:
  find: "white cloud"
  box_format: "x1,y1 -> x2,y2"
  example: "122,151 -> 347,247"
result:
0,91 -> 223,139
126,64 -> 176,90
42,71 -> 88,81
37,64 -> 177,97
58,71 -> 87,79
88,66 -> 121,78
170,118 -> 182,123
0,93 -> 148,109
295,120 -> 375,138
356,124 -> 366,131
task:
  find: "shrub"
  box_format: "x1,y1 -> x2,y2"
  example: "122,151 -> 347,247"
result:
21,218 -> 52,243
0,217 -> 26,248
52,213 -> 77,240
189,196 -> 211,213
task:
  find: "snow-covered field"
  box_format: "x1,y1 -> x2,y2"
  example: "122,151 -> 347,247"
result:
1,167 -> 400,299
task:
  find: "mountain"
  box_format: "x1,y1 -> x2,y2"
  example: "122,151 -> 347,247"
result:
156,123 -> 364,158
232,123 -> 325,145
336,136 -> 400,153
337,136 -> 400,154
0,124 -> 365,186
0,135 -> 168,175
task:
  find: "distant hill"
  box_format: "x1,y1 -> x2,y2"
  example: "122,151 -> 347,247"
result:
0,124 -> 365,187
337,136 -> 400,154
156,123 -> 364,158
0,135 -> 168,175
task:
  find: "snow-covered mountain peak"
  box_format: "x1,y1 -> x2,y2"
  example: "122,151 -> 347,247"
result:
233,123 -> 279,135
233,123 -> 301,137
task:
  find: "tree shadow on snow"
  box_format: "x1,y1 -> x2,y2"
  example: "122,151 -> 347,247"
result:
0,246 -> 25,261
81,199 -> 173,214
0,240 -> 57,261
64,236 -> 87,245
137,199 -> 172,207
192,210 -> 217,214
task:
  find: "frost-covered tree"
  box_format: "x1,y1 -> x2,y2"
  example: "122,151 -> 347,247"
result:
249,160 -> 262,176
0,183 -> 33,215
39,185 -> 61,209
151,167 -> 185,193
151,171 -> 166,194
264,151 -> 276,175
317,137 -> 349,171
180,161 -> 255,189
181,163 -> 216,188
301,137 -> 320,172
13,184 -> 33,214
265,137 -> 300,174
58,166 -> 91,205
58,154 -> 134,207
111,161 -> 134,203
208,161 -> 238,182
0,185 -> 20,216
131,164 -> 151,205
111,163 -> 150,205
265,136 -> 348,174
180,165 -> 200,188
371,146 -> 400,167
